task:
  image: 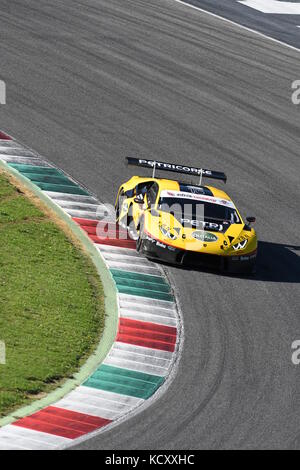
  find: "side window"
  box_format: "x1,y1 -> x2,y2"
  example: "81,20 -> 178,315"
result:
125,182 -> 152,199
146,183 -> 159,208
135,182 -> 153,197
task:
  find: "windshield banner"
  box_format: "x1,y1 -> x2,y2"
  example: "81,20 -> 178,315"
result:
160,190 -> 236,208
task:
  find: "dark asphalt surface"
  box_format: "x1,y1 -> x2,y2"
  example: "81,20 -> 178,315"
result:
0,0 -> 300,450
181,0 -> 300,49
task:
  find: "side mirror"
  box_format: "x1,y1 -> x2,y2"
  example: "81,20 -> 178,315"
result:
246,216 -> 256,224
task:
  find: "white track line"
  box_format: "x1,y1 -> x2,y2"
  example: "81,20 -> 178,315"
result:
173,0 -> 300,53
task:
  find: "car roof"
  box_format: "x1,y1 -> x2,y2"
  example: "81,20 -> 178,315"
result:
129,176 -> 233,201
154,178 -> 232,201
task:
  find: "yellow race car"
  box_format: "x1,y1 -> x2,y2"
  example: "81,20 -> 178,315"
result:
115,158 -> 257,274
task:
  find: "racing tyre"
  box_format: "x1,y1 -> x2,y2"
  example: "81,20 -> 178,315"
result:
115,190 -> 124,223
136,218 -> 145,253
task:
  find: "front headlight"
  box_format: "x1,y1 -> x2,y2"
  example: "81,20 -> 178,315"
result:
160,224 -> 179,240
232,239 -> 248,251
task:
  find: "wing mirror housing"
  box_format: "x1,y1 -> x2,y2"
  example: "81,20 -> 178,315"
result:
246,216 -> 256,225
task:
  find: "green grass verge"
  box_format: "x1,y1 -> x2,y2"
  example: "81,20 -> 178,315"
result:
0,173 -> 105,417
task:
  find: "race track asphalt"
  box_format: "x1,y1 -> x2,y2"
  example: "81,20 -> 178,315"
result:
0,0 -> 300,450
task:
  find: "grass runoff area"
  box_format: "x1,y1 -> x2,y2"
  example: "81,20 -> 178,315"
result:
0,171 -> 105,417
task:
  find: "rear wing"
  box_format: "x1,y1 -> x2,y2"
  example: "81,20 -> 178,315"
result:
126,157 -> 227,184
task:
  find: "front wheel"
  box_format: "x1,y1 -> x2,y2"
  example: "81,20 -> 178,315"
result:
115,190 -> 125,223
136,218 -> 145,253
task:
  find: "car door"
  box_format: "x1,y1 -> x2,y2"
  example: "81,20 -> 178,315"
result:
132,182 -> 160,229
116,180 -> 150,222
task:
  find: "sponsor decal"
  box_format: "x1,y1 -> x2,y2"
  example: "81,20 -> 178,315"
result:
233,239 -> 248,251
181,218 -> 225,232
160,190 -> 235,208
232,252 -> 256,262
237,234 -> 250,241
159,222 -> 179,240
192,231 -> 218,242
156,241 -> 176,251
138,159 -> 210,176
127,157 -> 226,182
145,233 -> 176,251
145,234 -> 156,244
156,241 -> 167,249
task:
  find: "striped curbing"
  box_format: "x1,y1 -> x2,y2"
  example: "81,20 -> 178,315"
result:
0,130 -> 182,450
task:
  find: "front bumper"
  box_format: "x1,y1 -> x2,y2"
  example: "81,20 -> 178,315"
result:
140,236 -> 257,274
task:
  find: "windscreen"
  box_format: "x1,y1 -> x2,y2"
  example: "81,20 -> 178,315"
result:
158,192 -> 241,232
